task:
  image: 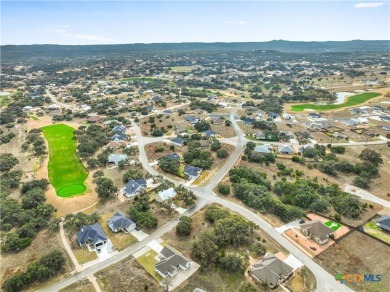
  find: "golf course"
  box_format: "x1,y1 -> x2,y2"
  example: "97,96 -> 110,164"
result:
290,92 -> 381,112
41,124 -> 88,197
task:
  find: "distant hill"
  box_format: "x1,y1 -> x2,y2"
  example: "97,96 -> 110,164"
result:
1,40 -> 389,62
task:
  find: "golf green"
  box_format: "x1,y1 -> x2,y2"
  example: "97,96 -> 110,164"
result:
291,92 -> 381,112
324,220 -> 342,231
41,124 -> 88,197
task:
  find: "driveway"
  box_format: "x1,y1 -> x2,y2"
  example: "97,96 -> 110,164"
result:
284,254 -> 304,271
275,219 -> 301,234
165,261 -> 200,291
130,229 -> 149,241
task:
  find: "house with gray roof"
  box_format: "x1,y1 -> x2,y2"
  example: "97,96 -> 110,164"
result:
300,220 -> 334,245
108,154 -> 128,167
155,247 -> 191,278
254,145 -> 273,154
123,178 -> 147,198
111,132 -> 127,141
203,129 -> 217,137
250,253 -> 293,288
377,215 -> 390,232
184,116 -> 200,124
161,152 -> 180,160
76,223 -> 108,249
184,165 -> 202,180
157,187 -> 177,202
170,137 -> 185,147
278,145 -> 295,155
108,211 -> 136,233
112,125 -> 126,134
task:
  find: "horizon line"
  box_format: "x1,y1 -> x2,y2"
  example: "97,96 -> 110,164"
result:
2,39 -> 390,46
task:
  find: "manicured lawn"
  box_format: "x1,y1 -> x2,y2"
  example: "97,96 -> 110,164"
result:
99,213 -> 138,251
192,171 -> 209,185
41,124 -> 88,197
291,92 -> 381,111
136,250 -> 163,282
73,248 -> 98,265
364,221 -> 390,245
324,220 -> 342,231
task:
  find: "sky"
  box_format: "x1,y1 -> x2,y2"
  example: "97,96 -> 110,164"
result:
1,1 -> 389,45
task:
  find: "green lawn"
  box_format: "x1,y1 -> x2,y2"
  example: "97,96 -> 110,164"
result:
41,124 -> 88,197
364,221 -> 390,244
136,250 -> 163,282
290,92 -> 381,111
324,220 -> 342,231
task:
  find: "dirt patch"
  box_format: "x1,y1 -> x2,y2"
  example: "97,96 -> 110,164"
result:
95,256 -> 163,292
60,279 -> 95,292
316,231 -> 390,292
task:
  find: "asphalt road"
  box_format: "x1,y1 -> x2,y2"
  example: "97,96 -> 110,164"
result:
41,105 -> 355,292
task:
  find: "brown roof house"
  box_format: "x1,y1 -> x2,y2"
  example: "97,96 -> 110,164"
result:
250,253 -> 293,288
300,220 -> 334,245
155,247 -> 191,278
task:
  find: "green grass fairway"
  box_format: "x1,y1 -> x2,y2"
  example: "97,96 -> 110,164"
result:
291,92 -> 381,112
324,220 -> 342,231
41,124 -> 88,197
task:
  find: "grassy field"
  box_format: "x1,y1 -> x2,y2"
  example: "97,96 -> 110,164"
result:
290,92 -> 381,111
41,124 -> 88,197
73,248 -> 98,265
136,250 -> 163,282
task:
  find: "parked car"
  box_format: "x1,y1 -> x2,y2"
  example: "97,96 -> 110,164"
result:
310,246 -> 317,251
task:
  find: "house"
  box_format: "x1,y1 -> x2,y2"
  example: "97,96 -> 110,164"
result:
23,106 -> 33,112
170,137 -> 185,147
308,113 -> 321,119
184,116 -> 200,124
379,115 -> 390,121
199,140 -> 212,149
104,140 -> 127,149
108,154 -> 128,167
162,152 -> 180,160
372,105 -> 384,111
155,247 -> 191,278
203,129 -> 217,138
245,106 -> 259,114
383,125 -> 390,131
157,187 -> 177,202
163,109 -> 173,115
87,116 -> 103,123
332,132 -> 349,140
354,117 -> 368,124
76,223 -> 108,250
282,113 -> 293,120
175,124 -> 189,135
242,117 -> 255,125
254,131 -> 266,140
184,165 -> 202,180
145,105 -> 155,112
254,145 -> 273,154
123,178 -> 147,198
111,132 -> 127,141
278,145 -> 294,155
376,215 -> 390,232
210,117 -> 223,125
306,121 -> 331,131
268,112 -> 279,119
300,220 -> 334,245
250,253 -> 293,288
108,211 -> 136,233
112,125 -> 126,133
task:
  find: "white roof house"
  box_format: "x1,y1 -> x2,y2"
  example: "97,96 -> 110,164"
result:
157,188 -> 177,202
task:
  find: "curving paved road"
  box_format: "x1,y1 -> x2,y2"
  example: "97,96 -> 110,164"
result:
40,105 -> 353,292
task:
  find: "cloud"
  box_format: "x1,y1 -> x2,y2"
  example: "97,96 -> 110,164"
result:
354,2 -> 383,8
224,21 -> 248,25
